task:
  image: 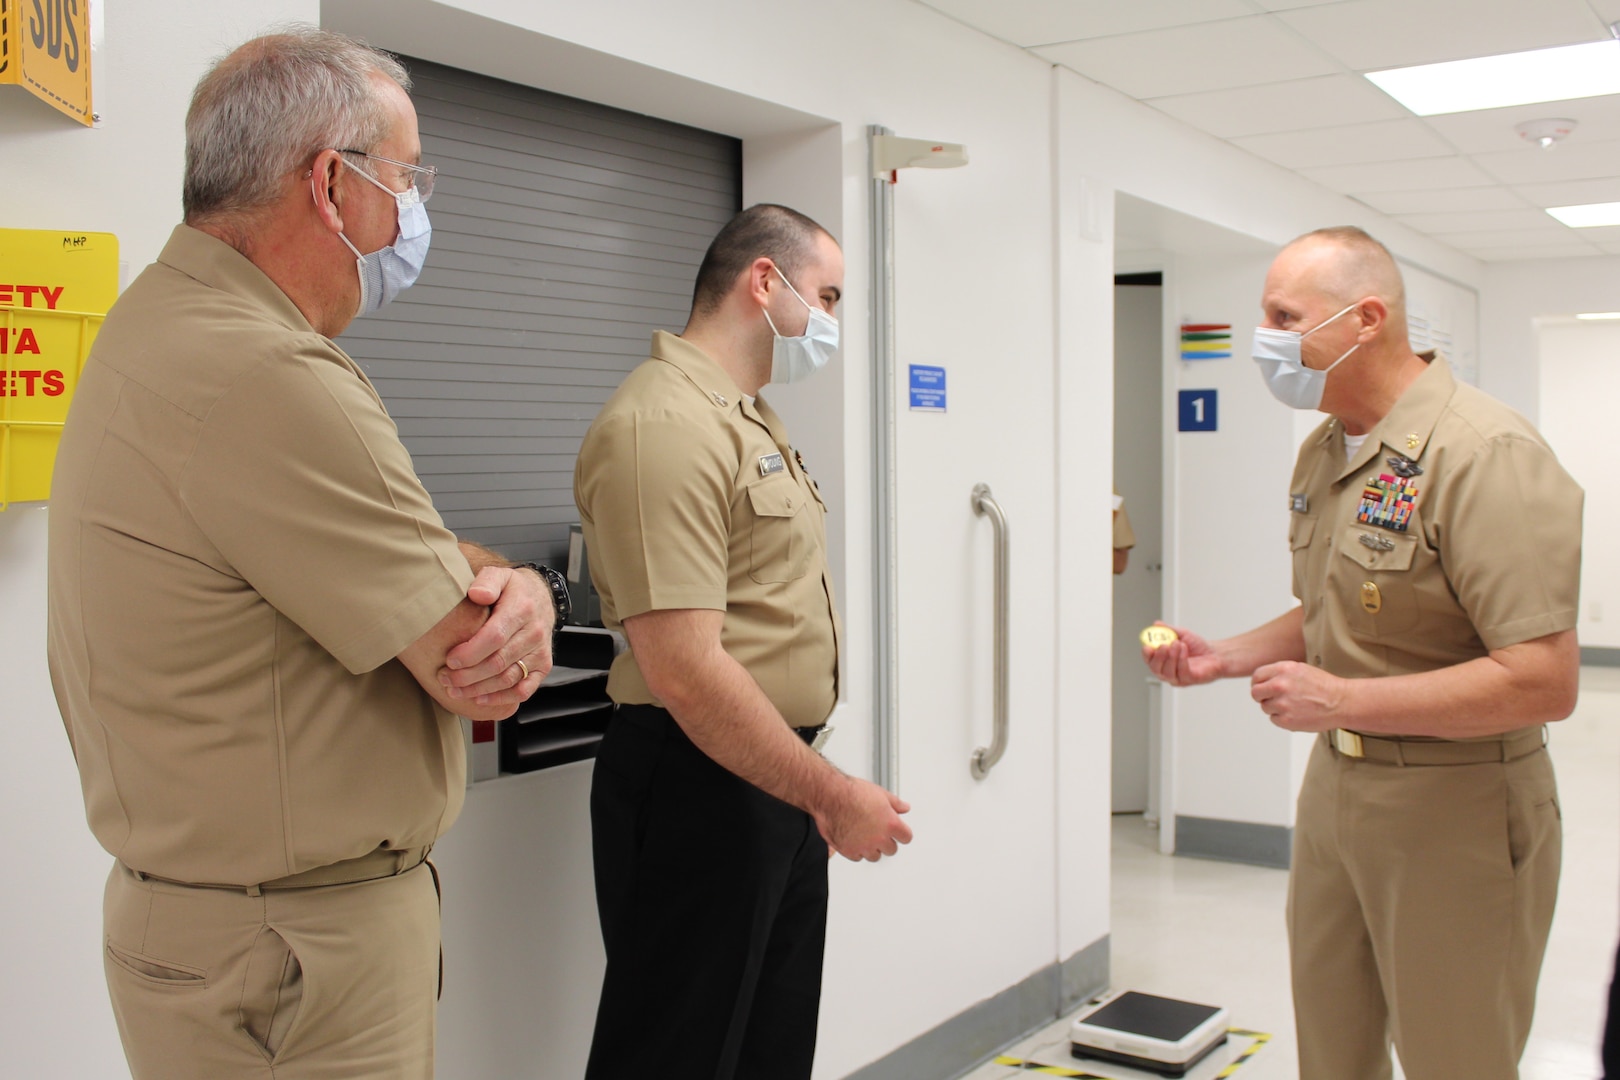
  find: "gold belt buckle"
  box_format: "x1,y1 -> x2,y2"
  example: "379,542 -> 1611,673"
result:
1330,729 -> 1364,758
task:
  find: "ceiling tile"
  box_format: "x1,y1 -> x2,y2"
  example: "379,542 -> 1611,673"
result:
1350,187 -> 1532,214
1567,224 -> 1620,244
1473,138 -> 1620,185
1297,155 -> 1497,193
1420,96 -> 1620,155
1458,242 -> 1606,261
1276,0 -> 1607,72
1148,75 -> 1410,138
1510,178 -> 1620,207
1438,223 -> 1587,242
1034,15 -> 1339,98
1231,118 -> 1453,168
1597,242 -> 1620,255
918,0 -> 1254,48
1438,229 -> 1600,252
1393,208 -> 1564,233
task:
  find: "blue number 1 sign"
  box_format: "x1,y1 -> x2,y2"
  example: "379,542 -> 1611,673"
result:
1178,389 -> 1218,432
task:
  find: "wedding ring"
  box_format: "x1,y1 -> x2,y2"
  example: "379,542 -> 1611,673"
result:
515,658 -> 530,681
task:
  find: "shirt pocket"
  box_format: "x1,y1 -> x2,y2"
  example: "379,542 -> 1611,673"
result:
747,476 -> 813,584
1333,522 -> 1420,637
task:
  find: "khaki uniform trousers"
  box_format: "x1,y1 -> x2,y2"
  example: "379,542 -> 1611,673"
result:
1288,731 -> 1561,1080
103,858 -> 440,1079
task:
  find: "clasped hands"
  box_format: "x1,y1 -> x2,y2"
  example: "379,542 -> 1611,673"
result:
438,565 -> 557,708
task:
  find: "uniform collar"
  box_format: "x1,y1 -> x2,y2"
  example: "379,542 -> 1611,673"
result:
156,225 -> 317,335
647,331 -> 789,441
1332,355 -> 1453,481
649,330 -> 745,410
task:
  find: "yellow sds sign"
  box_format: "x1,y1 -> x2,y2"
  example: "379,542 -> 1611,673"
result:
0,0 -> 93,125
0,228 -> 118,508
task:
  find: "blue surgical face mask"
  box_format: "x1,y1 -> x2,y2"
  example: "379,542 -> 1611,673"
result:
761,266 -> 838,384
1252,302 -> 1360,411
332,163 -> 432,318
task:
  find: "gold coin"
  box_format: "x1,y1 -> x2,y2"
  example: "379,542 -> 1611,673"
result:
1140,625 -> 1178,649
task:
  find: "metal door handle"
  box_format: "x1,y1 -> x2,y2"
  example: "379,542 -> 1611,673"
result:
970,483 -> 1009,780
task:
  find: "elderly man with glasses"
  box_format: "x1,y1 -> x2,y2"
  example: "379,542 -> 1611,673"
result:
47,28 -> 561,1080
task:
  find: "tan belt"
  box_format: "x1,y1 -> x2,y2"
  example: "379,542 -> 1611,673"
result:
130,845 -> 431,896
1325,726 -> 1545,766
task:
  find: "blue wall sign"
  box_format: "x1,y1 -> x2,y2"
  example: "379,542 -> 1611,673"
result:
909,365 -> 946,412
1178,389 -> 1218,432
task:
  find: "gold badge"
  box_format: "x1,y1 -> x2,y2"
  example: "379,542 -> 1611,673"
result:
1360,581 -> 1382,614
1406,433 -> 1419,450
1140,625 -> 1178,649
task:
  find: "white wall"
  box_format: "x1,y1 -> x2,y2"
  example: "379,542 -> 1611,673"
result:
1165,250 -> 1304,829
1539,320 -> 1620,650
1481,255 -> 1620,422
0,3 -> 320,1074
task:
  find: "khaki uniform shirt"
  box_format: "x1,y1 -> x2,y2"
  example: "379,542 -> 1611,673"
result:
574,331 -> 841,730
47,226 -> 473,887
1289,357 -> 1581,687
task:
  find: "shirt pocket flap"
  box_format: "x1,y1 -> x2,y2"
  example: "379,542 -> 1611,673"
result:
1337,523 -> 1418,571
1289,515 -> 1317,551
747,477 -> 801,518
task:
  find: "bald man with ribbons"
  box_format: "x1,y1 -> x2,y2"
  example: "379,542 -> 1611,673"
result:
1144,226 -> 1581,1080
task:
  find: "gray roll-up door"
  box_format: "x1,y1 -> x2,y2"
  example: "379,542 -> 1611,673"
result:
338,58 -> 741,568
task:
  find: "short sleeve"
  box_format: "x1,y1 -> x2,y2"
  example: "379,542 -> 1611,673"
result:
1434,434 -> 1583,650
182,341 -> 473,673
576,408 -> 733,620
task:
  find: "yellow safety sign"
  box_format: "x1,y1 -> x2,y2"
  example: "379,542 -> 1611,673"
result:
0,0 -> 94,124
0,227 -> 117,508
993,1027 -> 1272,1079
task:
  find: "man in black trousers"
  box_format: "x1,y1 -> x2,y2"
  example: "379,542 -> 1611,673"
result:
573,204 -> 913,1079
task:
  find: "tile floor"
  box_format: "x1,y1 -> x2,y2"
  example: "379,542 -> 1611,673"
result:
960,665 -> 1620,1080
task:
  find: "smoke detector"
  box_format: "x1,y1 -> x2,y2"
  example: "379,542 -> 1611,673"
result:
1516,118 -> 1576,149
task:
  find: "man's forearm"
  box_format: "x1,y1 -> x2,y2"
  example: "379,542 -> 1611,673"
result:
1332,630 -> 1578,738
459,540 -> 512,572
655,647 -> 847,818
1216,607 -> 1308,678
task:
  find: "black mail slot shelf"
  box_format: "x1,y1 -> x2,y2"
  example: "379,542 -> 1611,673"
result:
497,627 -> 621,774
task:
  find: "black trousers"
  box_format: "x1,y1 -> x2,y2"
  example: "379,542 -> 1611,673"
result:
584,705 -> 829,1080
1605,937 -> 1620,1080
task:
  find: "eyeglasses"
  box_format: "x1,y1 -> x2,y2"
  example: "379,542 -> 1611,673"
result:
338,149 -> 437,202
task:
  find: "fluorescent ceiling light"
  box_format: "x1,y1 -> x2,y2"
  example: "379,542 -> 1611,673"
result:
1575,312 -> 1620,320
1546,202 -> 1620,227
1366,40 -> 1620,116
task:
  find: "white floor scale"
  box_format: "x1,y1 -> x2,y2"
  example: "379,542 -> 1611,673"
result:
1068,990 -> 1230,1078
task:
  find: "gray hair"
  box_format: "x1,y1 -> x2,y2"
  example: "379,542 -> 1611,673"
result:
183,26 -> 410,224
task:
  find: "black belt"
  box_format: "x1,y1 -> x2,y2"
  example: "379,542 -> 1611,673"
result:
794,724 -> 833,752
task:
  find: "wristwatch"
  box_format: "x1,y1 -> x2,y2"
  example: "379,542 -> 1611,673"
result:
518,563 -> 571,629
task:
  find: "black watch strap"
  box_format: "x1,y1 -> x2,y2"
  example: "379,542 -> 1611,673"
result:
518,563 -> 571,629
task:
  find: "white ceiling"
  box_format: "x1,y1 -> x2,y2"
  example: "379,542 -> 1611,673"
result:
918,0 -> 1620,261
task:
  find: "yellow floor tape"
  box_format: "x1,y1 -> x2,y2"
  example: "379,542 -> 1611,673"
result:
992,1028 -> 1272,1079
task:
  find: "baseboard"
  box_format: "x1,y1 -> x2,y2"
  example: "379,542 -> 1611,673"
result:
1175,815 -> 1292,870
1581,646 -> 1620,668
840,936 -> 1110,1080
